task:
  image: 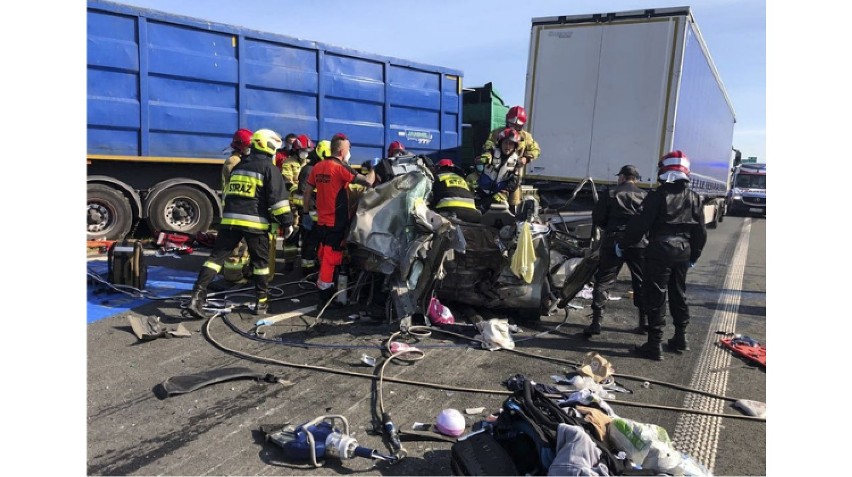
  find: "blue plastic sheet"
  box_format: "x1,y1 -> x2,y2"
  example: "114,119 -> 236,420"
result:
86,260 -> 196,323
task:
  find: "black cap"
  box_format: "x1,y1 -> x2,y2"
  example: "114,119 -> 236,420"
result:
616,165 -> 640,179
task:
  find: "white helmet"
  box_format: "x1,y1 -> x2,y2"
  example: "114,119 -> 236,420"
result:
435,408 -> 466,437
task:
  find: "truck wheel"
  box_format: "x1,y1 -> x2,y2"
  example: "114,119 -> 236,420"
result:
87,183 -> 133,241
707,208 -> 719,229
146,185 -> 213,235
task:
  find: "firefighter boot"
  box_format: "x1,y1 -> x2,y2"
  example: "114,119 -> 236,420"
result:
666,328 -> 690,353
583,313 -> 602,338
254,296 -> 269,316
633,311 -> 649,335
315,286 -> 335,315
187,288 -> 209,320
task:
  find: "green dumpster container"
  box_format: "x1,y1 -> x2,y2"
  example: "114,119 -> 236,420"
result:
460,82 -> 509,171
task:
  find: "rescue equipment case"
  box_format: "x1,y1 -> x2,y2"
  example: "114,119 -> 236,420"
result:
107,240 -> 147,290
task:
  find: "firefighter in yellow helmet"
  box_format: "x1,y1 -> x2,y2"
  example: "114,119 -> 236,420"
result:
187,129 -> 294,318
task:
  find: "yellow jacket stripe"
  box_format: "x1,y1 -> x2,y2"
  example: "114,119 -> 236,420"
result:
221,212 -> 270,230
270,199 -> 291,216
436,197 -> 477,210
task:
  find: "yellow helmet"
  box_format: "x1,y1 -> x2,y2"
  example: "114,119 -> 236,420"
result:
315,140 -> 331,159
250,129 -> 283,156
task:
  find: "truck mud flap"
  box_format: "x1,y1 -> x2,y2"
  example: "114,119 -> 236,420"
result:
555,246 -> 600,309
154,367 -> 275,399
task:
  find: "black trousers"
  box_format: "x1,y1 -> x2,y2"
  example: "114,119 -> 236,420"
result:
194,228 -> 271,300
591,240 -> 645,316
642,238 -> 692,342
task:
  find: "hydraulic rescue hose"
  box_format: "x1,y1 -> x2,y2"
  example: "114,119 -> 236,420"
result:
202,316 -> 765,422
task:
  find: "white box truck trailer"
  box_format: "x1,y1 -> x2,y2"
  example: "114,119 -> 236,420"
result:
523,7 -> 736,227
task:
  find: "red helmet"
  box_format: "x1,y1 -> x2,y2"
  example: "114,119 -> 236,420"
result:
436,158 -> 462,173
388,141 -> 406,157
506,106 -> 527,127
498,127 -> 520,144
292,134 -> 314,151
230,128 -> 253,151
658,150 -> 691,182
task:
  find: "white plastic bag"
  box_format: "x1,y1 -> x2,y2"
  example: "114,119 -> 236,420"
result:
474,318 -> 515,351
607,417 -> 681,472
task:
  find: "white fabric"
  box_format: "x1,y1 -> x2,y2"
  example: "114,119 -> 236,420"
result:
547,424 -> 611,476
658,170 -> 690,183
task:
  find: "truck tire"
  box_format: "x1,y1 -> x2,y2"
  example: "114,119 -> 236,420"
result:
88,183 -> 133,241
707,206 -> 719,229
146,185 -> 213,235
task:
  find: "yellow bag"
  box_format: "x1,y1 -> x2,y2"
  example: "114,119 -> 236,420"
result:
511,222 -> 535,283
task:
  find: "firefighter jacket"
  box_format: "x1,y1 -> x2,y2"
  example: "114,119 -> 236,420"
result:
280,154 -> 304,194
221,151 -> 242,192
291,151 -> 322,210
480,128 -> 540,163
432,170 -> 478,212
620,181 -> 706,262
220,151 -> 294,233
593,181 -> 648,248
478,150 -> 520,198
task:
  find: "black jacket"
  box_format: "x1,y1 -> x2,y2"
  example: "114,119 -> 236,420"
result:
593,181 -> 647,248
220,151 -> 293,233
621,181 -> 706,262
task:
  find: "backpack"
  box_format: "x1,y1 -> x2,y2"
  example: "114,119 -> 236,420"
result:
489,377 -> 625,475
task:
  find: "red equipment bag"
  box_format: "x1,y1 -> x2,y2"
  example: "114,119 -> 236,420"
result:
719,336 -> 766,367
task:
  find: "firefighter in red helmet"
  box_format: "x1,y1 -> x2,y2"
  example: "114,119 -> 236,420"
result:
387,141 -> 406,158
479,106 -> 540,210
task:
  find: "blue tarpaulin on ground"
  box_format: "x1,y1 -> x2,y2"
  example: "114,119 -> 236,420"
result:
86,260 -> 196,323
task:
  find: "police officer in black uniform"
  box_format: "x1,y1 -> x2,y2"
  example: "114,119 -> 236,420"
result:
584,165 -> 647,338
617,151 -> 707,360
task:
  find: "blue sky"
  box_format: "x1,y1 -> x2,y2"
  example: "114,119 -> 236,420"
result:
113,0 -> 766,162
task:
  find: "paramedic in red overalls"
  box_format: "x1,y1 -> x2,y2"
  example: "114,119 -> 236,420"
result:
303,134 -> 373,310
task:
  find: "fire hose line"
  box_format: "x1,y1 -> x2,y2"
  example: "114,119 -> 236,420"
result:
202,316 -> 765,422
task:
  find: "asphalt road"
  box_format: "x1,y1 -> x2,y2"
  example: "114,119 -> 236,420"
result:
86,215 -> 766,476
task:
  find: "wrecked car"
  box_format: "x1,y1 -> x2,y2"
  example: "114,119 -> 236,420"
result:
347,155 -> 600,323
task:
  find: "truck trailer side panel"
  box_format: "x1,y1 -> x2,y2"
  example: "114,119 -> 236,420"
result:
86,0 -> 463,240
671,21 -> 736,196
524,8 -> 735,195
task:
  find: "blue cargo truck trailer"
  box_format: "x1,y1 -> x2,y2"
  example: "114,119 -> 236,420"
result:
87,0 -> 463,241
522,7 -> 736,228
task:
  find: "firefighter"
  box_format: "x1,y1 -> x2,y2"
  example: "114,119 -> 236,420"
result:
584,165 -> 648,338
431,158 -> 481,223
274,133 -> 299,171
187,129 -> 295,318
479,106 -> 540,209
478,127 -> 521,211
222,128 -> 253,192
280,135 -> 314,268
220,128 -> 253,284
304,134 -> 374,311
296,139 -> 330,276
617,151 -> 707,360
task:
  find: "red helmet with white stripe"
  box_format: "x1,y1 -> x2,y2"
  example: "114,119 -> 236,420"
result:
658,150 -> 691,182
506,106 -> 527,127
